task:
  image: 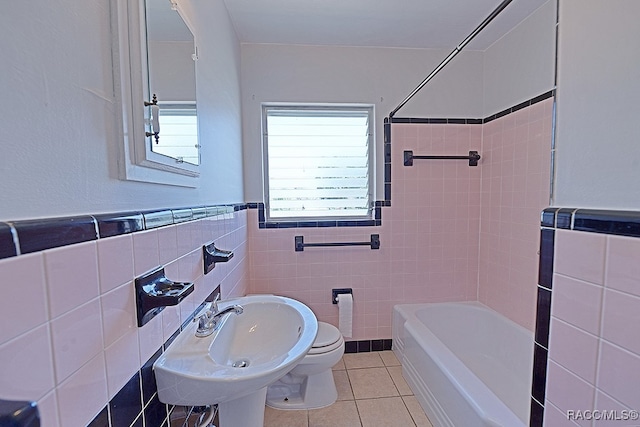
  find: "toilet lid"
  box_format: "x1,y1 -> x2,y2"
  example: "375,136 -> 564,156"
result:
312,322 -> 342,349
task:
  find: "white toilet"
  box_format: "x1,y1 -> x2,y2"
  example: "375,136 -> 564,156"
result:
266,321 -> 345,409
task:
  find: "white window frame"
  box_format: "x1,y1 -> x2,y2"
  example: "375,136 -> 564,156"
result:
261,103 -> 375,223
111,0 -> 199,187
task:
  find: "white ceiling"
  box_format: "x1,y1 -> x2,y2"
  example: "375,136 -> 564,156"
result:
223,0 -> 549,50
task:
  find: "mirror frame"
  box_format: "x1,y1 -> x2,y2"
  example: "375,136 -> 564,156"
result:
111,0 -> 200,187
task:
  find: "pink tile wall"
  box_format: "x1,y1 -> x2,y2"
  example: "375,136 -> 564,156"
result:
0,210 -> 249,427
248,123 -> 483,340
546,230 -> 640,421
478,98 -> 554,331
248,99 -> 553,339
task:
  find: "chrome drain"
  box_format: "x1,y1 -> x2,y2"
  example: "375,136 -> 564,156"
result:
232,359 -> 250,368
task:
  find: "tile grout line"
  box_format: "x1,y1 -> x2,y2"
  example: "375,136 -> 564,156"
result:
266,352 -> 429,427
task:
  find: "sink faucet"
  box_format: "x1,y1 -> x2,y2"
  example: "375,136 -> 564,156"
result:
194,294 -> 243,337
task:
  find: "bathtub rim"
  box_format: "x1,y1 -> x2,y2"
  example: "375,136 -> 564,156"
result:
394,301 -> 532,427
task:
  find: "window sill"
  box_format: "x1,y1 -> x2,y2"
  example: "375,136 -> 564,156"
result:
259,219 -> 381,229
248,202 -> 384,229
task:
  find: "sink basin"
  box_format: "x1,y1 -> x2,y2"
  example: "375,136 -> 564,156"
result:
154,294 -> 318,409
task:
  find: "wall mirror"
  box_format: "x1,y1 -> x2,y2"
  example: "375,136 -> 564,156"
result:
145,0 -> 200,166
112,0 -> 200,186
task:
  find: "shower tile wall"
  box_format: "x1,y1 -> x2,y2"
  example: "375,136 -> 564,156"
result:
478,97 -> 554,331
248,94 -> 554,340
0,210 -> 249,427
544,229 -> 640,425
248,123 -> 483,340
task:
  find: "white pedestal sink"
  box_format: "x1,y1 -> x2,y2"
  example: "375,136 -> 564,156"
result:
154,294 -> 318,427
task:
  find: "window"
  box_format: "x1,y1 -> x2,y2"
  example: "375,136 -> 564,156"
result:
155,104 -> 200,165
262,105 -> 374,221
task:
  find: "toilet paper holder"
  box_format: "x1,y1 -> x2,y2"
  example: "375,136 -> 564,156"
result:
332,288 -> 352,304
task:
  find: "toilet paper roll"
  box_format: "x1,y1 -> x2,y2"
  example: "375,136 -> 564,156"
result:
337,293 -> 353,338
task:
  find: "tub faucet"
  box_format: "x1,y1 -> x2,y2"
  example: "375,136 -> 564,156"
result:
194,296 -> 243,337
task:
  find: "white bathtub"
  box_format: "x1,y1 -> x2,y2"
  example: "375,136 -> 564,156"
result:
393,302 -> 533,427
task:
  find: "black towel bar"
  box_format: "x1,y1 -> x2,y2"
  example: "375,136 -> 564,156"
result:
295,234 -> 380,252
404,150 -> 481,167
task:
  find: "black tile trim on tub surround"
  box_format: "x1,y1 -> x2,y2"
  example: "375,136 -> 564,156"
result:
0,204 -> 248,261
389,117 -> 484,124
389,90 -> 555,125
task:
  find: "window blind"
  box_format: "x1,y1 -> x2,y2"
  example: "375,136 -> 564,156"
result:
154,105 -> 199,165
264,107 -> 373,220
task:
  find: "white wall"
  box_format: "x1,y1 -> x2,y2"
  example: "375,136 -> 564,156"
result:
240,44 -> 485,201
483,0 -> 556,115
148,41 -> 196,102
0,0 -> 243,221
553,0 -> 640,209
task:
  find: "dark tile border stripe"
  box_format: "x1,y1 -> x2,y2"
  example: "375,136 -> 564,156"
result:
169,208 -> 193,224
531,343 -> 548,404
11,216 -> 98,255
109,372 -> 142,427
0,205 -> 244,261
389,117 -> 484,124
87,406 -> 109,427
534,287 -> 552,349
530,398 -> 544,427
538,229 -> 554,289
143,210 -> 175,229
541,207 -> 640,238
384,120 -> 392,204
390,90 -> 555,125
0,223 -> 17,259
540,208 -> 557,228
532,220 -> 554,427
574,209 -> 640,237
344,339 -> 393,354
250,202 -> 383,229
483,90 -> 555,124
94,212 -> 145,238
555,208 -> 574,229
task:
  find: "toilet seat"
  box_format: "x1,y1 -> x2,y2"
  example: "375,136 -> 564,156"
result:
308,322 -> 343,355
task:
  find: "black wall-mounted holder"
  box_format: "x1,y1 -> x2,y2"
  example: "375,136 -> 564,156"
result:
332,288 -> 353,304
403,150 -> 481,167
203,242 -> 234,275
135,267 -> 194,327
0,399 -> 40,427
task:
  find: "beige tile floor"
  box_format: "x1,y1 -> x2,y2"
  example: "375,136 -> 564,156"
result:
263,351 -> 434,427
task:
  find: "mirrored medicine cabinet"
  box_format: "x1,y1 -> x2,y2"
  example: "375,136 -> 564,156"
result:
112,0 -> 200,187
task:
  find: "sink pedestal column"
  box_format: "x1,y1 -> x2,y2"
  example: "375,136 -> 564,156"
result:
218,387 -> 267,427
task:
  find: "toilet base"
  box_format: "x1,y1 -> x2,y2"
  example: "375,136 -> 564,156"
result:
266,369 -> 338,410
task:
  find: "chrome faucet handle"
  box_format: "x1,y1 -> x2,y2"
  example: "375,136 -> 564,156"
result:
212,293 -> 220,313
194,309 -> 212,326
194,310 -> 216,337
193,301 -> 242,338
